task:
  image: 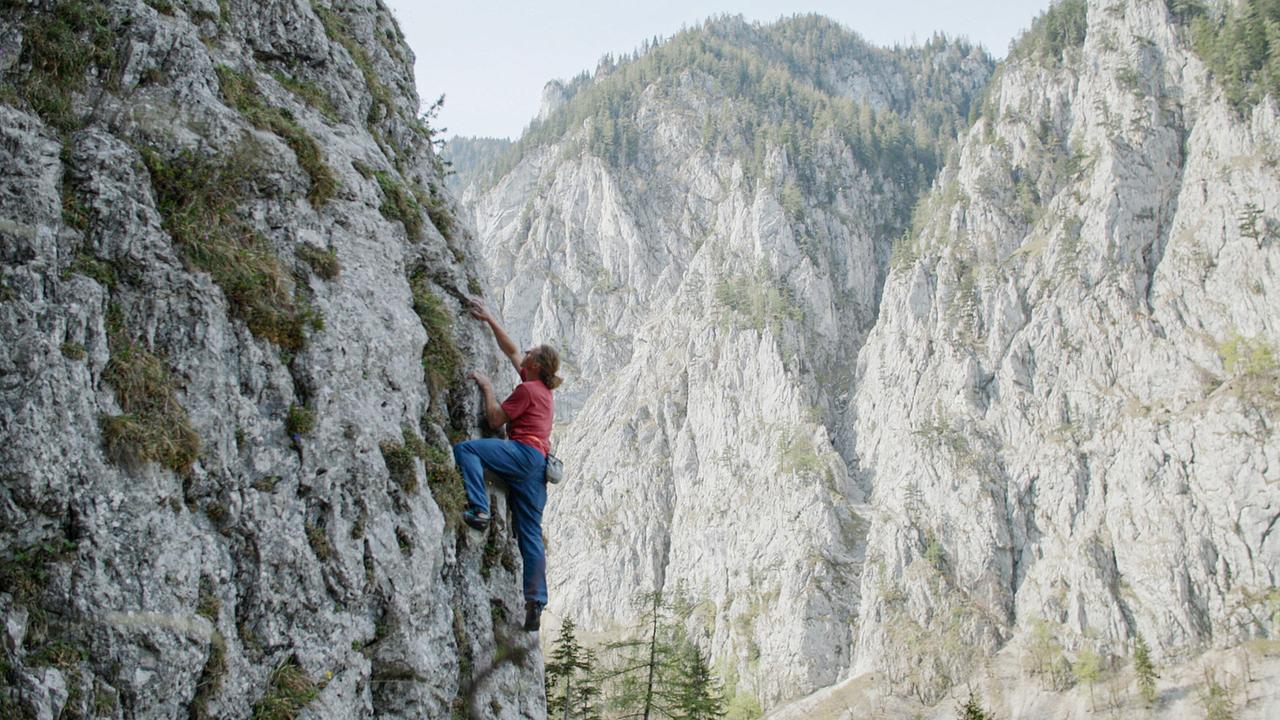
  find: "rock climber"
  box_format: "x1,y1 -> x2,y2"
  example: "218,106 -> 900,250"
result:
452,299 -> 561,632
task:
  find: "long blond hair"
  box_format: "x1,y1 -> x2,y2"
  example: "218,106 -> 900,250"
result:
534,345 -> 563,390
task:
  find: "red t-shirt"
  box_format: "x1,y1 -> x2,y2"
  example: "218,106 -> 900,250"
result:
501,368 -> 554,455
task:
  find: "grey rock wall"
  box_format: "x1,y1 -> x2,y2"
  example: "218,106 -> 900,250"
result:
850,0 -> 1280,708
463,1 -> 1280,716
0,1 -> 542,718
462,21 -> 992,709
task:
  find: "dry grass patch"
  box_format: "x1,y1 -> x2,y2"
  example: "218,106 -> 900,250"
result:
144,147 -> 318,350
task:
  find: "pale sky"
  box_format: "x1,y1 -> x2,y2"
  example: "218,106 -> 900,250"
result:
384,1 -> 1054,140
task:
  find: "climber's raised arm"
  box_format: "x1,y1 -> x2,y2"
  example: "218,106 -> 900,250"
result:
469,299 -> 523,372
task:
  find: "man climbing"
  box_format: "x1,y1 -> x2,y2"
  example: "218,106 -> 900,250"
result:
452,299 -> 562,632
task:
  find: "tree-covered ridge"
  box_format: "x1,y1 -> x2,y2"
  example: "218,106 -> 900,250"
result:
442,136 -> 511,192
1006,0 -> 1089,67
1176,0 -> 1280,111
469,14 -> 991,199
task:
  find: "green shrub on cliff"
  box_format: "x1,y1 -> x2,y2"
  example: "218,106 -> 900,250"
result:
1185,0 -> 1280,111
143,147 -> 318,351
215,65 -> 337,206
99,307 -> 200,473
5,0 -> 119,131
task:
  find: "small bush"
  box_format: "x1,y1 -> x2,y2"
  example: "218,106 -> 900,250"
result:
60,341 -> 86,360
285,403 -> 316,437
190,632 -> 228,720
215,65 -> 337,206
379,438 -> 418,494
778,428 -> 822,475
379,426 -> 465,528
64,252 -> 116,287
373,170 -> 423,241
1134,634 -> 1157,705
408,272 -> 463,389
196,580 -> 221,622
296,244 -> 340,280
422,444 -> 466,527
251,657 -> 317,720
305,521 -> 333,560
8,0 -> 119,131
312,4 -> 395,125
1198,668 -> 1236,720
959,693 -> 994,720
272,71 -> 338,121
144,147 -> 314,350
1216,331 -> 1279,413
1219,332 -> 1278,378
99,321 -> 200,473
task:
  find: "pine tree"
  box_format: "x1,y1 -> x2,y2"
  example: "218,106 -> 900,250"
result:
1133,633 -> 1157,706
547,617 -> 590,719
958,692 -> 991,720
596,590 -> 725,720
674,646 -> 726,719
1200,668 -> 1235,720
572,648 -> 604,720
1072,647 -> 1104,711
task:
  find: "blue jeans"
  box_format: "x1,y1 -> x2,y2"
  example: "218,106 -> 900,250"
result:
452,439 -> 548,605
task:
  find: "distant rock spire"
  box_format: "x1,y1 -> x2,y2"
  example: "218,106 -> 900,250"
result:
537,79 -> 567,122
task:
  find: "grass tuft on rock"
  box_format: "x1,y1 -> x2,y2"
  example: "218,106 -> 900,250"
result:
421,444 -> 466,525
215,65 -> 337,206
143,147 -> 316,350
285,403 -> 316,437
379,426 -> 465,527
60,341 -> 86,360
190,632 -> 228,720
379,436 -> 418,495
99,314 -> 200,474
7,0 -> 119,131
251,657 -> 317,720
373,170 -> 423,241
305,521 -> 334,560
296,244 -> 340,280
64,251 -> 116,287
311,3 -> 395,125
416,183 -> 454,241
408,271 -> 462,389
272,71 -> 338,121
0,539 -> 77,632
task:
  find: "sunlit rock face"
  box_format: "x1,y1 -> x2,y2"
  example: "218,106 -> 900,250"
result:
461,15 -> 994,708
462,2 -> 1280,715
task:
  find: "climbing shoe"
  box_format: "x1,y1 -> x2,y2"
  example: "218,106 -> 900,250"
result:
462,508 -> 490,531
523,601 -> 543,632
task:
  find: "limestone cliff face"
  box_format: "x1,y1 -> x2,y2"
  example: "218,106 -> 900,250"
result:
849,0 -> 1280,707
460,2 -> 1280,717
0,1 -> 541,718
459,15 -> 992,708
